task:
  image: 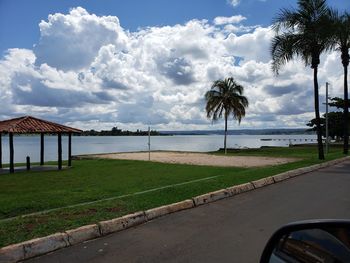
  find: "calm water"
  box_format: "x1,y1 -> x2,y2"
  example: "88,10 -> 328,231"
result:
0,134 -> 316,163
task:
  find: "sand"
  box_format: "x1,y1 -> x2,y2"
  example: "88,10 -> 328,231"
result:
90,151 -> 298,168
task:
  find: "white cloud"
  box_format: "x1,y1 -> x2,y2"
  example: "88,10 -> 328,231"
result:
34,7 -> 127,70
227,0 -> 240,7
0,7 -> 346,131
213,15 -> 246,25
224,26 -> 275,63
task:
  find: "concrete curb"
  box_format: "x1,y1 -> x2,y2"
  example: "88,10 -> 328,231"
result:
99,211 -> 146,236
65,224 -> 101,246
145,199 -> 194,221
0,243 -> 25,263
251,177 -> 274,189
23,233 -> 69,259
1,156 -> 349,262
226,182 -> 255,195
272,171 -> 291,182
192,189 -> 231,206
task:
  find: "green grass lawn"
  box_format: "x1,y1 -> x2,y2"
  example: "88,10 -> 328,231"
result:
0,145 -> 346,247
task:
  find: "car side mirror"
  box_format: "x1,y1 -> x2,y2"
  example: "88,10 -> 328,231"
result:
260,220 -> 350,263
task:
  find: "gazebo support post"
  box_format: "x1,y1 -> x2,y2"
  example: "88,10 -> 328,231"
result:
58,133 -> 62,170
9,132 -> 14,173
68,133 -> 72,167
40,133 -> 44,166
0,133 -> 2,169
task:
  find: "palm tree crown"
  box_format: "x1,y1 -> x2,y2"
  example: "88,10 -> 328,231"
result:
205,77 -> 248,154
271,0 -> 333,73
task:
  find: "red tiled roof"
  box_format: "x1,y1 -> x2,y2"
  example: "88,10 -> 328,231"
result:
0,116 -> 82,133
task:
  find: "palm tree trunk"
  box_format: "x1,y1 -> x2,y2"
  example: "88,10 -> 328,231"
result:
343,64 -> 349,154
313,66 -> 325,160
224,111 -> 228,154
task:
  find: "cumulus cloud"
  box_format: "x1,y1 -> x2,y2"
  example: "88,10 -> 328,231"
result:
34,7 -> 127,70
224,27 -> 275,62
213,15 -> 246,25
158,57 -> 196,85
0,7 -> 345,130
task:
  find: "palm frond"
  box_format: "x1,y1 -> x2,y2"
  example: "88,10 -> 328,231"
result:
271,0 -> 334,72
271,33 -> 304,74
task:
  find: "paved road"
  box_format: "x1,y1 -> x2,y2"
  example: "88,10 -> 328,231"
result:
27,161 -> 350,263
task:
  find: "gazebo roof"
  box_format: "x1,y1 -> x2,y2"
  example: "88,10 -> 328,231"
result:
0,116 -> 82,133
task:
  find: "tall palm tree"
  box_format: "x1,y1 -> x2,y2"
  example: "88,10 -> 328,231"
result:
205,77 -> 248,154
271,0 -> 333,160
330,11 -> 350,154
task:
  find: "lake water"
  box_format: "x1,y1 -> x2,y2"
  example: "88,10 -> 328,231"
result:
0,134 -> 316,163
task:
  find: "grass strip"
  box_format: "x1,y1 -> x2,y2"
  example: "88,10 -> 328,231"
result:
0,174 -> 222,223
0,145 -> 346,247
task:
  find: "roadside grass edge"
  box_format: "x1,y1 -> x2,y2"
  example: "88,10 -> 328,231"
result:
1,155 -> 349,263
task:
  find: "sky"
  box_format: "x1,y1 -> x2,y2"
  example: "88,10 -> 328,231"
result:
0,0 -> 349,131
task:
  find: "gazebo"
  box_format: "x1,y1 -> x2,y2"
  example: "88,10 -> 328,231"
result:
0,116 -> 82,173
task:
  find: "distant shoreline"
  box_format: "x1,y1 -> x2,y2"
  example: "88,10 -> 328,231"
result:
158,128 -> 313,136
3,128 -> 314,136
80,128 -> 313,136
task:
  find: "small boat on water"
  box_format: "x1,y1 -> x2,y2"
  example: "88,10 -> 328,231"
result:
260,138 -> 272,141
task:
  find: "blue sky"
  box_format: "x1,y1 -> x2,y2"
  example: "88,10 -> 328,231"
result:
0,0 -> 349,130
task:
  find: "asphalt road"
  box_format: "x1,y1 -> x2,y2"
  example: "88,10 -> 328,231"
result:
27,160 -> 350,263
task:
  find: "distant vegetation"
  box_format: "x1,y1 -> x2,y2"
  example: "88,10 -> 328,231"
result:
81,128 -> 312,136
160,129 -> 312,136
81,127 -> 160,136
307,97 -> 350,140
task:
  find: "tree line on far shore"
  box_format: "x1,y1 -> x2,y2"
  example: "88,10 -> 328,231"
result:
81,127 -> 160,136
307,97 -> 350,140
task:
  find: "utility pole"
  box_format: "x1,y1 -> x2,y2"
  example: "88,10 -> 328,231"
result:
325,82 -> 329,154
148,126 -> 151,161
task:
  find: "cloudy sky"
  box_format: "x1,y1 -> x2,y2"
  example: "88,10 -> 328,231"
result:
0,0 -> 349,131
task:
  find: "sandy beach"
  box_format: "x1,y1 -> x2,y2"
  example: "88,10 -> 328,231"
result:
90,151 -> 298,167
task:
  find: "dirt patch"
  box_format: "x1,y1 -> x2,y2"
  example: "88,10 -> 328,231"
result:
24,223 -> 36,232
71,208 -> 98,217
90,151 -> 298,168
24,217 -> 49,231
105,207 -> 122,213
56,208 -> 98,220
